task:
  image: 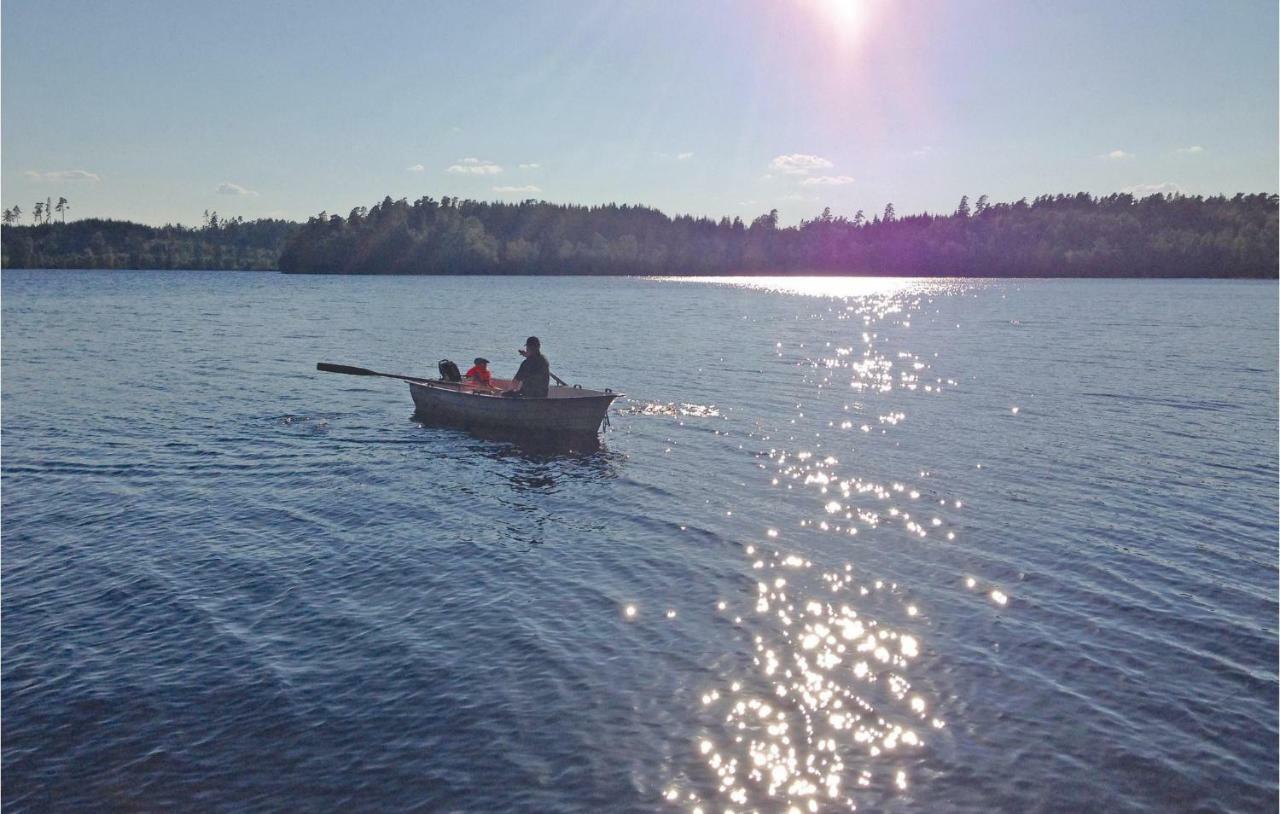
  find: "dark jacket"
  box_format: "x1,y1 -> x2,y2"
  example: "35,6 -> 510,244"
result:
514,353 -> 550,398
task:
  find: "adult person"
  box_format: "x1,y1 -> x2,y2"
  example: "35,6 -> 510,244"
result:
505,336 -> 550,398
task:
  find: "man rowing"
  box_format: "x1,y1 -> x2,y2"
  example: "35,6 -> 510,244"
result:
504,336 -> 550,398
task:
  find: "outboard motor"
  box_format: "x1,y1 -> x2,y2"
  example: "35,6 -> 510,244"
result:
437,359 -> 462,382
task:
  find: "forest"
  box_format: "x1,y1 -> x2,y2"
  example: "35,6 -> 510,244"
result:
3,193 -> 1276,277
1,214 -> 296,271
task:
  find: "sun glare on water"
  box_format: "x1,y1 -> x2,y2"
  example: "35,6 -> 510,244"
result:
651,276 -> 979,300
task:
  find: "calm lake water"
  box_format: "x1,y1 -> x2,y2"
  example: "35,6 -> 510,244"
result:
3,270 -> 1276,813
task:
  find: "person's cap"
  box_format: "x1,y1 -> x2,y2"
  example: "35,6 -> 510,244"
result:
474,357 -> 489,365
524,336 -> 541,349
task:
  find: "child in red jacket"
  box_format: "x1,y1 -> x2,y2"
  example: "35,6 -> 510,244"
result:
464,357 -> 493,387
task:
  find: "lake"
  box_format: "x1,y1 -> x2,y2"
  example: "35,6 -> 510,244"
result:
2,270 -> 1276,812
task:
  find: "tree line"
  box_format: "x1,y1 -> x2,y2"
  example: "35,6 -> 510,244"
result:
1,214 -> 297,270
3,192 -> 1276,276
276,192 -> 1276,278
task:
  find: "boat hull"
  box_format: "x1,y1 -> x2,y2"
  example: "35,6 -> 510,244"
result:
408,381 -> 620,439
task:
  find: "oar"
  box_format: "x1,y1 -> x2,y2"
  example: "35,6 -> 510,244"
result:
316,362 -> 432,384
320,361 -> 569,387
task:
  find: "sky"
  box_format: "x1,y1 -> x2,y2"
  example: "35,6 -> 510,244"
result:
2,0 -> 1277,226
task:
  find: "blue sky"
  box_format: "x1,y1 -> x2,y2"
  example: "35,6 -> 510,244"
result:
3,0 -> 1276,226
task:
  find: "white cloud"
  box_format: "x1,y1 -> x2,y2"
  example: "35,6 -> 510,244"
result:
216,182 -> 258,196
24,169 -> 101,182
912,146 -> 934,158
779,193 -> 817,202
801,175 -> 855,186
493,185 -> 541,194
447,157 -> 502,175
1174,145 -> 1204,155
518,163 -> 541,170
676,151 -> 694,160
1101,149 -> 1133,160
407,164 -> 425,172
1122,182 -> 1184,197
769,154 -> 834,175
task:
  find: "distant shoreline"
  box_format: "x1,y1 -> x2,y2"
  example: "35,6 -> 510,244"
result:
4,268 -> 1277,281
4,192 -> 1277,278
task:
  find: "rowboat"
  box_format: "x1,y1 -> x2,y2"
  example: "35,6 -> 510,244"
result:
408,379 -> 621,437
315,363 -> 621,443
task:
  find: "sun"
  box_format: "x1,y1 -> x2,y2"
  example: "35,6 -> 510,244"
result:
811,0 -> 876,46
821,0 -> 864,28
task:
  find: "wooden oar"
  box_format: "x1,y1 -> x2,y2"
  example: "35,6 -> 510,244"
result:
320,361 -> 568,387
316,362 -> 432,384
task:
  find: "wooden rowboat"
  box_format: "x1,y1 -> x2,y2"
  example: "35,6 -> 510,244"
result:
315,363 -> 621,442
408,379 -> 621,437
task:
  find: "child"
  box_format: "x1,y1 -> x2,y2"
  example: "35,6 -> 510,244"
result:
464,357 -> 493,387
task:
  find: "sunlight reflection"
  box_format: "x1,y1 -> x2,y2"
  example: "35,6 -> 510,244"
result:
620,402 -> 721,418
660,276 -> 1020,812
650,276 -> 971,300
679,545 -> 940,812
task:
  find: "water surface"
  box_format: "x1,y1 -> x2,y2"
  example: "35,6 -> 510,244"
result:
3,271 -> 1276,812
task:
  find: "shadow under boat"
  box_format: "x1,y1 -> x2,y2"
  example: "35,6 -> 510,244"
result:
414,417 -> 608,456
